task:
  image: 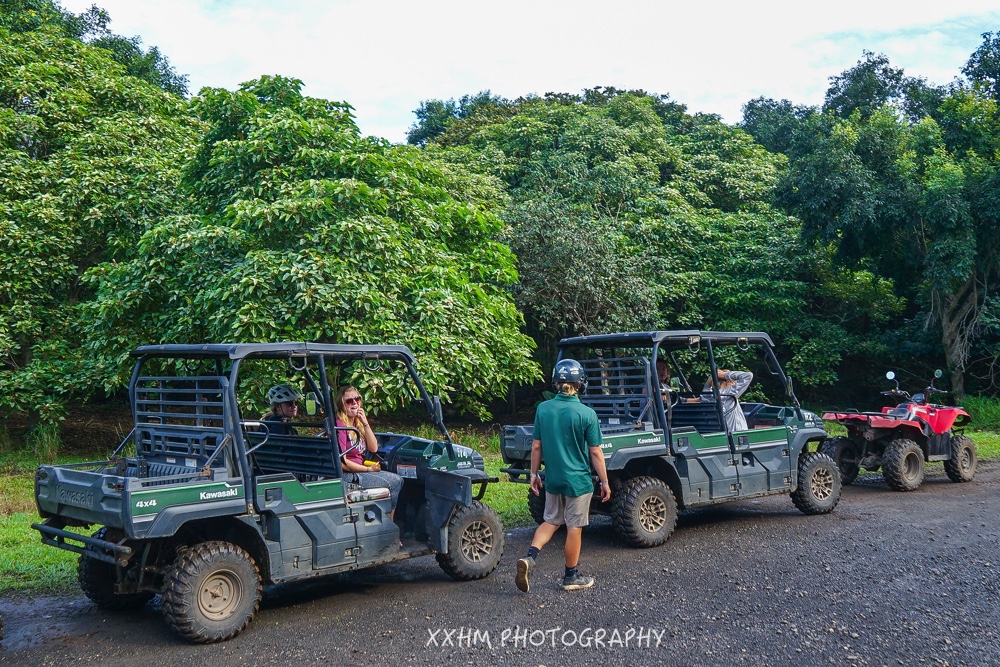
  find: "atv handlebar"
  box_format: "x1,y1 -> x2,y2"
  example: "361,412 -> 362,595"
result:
880,389 -> 910,399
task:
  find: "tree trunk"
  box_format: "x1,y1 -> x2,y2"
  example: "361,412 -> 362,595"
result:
936,276 -> 978,400
26,407 -> 41,434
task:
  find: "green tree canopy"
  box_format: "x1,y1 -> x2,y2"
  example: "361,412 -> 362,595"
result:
84,76 -> 539,417
1,0 -> 188,95
963,31 -> 1000,102
413,88 -> 895,387
771,51 -> 1000,395
0,20 -> 200,427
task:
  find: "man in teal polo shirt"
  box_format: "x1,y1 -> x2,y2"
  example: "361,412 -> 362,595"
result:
515,359 -> 611,592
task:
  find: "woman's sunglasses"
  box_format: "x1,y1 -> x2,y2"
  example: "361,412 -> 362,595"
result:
344,396 -> 362,405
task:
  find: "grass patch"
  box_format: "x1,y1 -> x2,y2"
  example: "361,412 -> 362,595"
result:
960,396 -> 1000,432
0,447 -> 113,595
970,430 -> 1000,458
0,512 -> 81,595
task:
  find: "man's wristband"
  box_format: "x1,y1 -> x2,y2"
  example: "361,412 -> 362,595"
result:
530,473 -> 539,480
598,481 -> 608,486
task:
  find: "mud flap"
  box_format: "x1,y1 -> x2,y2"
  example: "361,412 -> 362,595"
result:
423,469 -> 472,553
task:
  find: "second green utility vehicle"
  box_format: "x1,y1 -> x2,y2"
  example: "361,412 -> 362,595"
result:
502,331 -> 841,547
34,343 -> 504,643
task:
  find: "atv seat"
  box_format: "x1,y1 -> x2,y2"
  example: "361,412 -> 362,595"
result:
886,407 -> 911,418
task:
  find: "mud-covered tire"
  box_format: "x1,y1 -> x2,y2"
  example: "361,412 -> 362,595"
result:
436,500 -> 505,581
882,438 -> 925,491
791,452 -> 842,515
611,476 -> 677,548
527,485 -> 546,525
820,436 -> 861,486
944,434 -> 977,483
78,528 -> 154,611
161,541 -> 261,644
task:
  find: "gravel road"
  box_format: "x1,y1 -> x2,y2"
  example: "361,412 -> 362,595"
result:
2,462 -> 998,667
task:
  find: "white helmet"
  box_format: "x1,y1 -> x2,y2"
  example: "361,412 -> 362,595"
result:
267,384 -> 302,404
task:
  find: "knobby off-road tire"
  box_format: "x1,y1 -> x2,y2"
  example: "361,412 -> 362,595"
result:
78,528 -> 154,611
612,476 -> 678,548
820,436 -> 861,486
791,452 -> 842,515
436,500 -> 505,581
882,438 -> 925,491
944,434 -> 978,483
161,541 -> 261,644
527,485 -> 546,525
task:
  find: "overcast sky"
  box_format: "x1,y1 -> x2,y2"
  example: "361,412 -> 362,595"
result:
61,0 -> 1000,143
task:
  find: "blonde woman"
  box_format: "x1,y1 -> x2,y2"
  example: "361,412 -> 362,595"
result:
335,385 -> 402,517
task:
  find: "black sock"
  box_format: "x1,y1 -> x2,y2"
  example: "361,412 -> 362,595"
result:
526,546 -> 540,560
565,565 -> 578,578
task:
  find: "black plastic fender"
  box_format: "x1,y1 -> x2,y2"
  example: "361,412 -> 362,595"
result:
423,468 -> 473,553
789,427 -> 830,467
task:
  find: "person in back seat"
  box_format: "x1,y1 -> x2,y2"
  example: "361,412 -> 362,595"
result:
699,369 -> 753,432
335,385 -> 402,520
264,384 -> 302,436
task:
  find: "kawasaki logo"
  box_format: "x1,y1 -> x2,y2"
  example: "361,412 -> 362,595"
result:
637,437 -> 662,445
58,488 -> 94,508
199,487 -> 239,500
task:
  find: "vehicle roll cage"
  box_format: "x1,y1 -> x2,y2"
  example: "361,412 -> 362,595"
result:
556,330 -> 802,438
129,343 -> 453,449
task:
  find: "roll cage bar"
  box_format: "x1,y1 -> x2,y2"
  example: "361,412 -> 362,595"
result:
129,343 -> 453,447
555,330 -> 802,437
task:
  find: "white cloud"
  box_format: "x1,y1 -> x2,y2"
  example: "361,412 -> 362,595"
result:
60,0 -> 1000,142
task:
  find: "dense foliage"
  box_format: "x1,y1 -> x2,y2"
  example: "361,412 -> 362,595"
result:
410,88 -> 902,390
83,76 -> 539,418
3,0 -> 1000,443
746,38 -> 1000,395
0,13 -> 199,429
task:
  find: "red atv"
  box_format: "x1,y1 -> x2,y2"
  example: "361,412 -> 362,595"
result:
821,370 -> 977,491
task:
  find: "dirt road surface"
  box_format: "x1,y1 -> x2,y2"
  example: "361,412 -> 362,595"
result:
2,463 -> 998,666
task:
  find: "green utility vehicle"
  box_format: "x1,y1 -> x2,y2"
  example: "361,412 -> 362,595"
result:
34,343 -> 504,643
502,331 -> 841,547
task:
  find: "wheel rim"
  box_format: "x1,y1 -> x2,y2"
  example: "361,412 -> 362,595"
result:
811,467 -> 834,500
904,452 -> 922,480
198,569 -> 243,621
460,520 -> 495,563
639,494 -> 667,532
960,445 -> 974,472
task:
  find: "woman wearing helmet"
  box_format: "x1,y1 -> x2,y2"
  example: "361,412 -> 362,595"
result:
264,384 -> 302,436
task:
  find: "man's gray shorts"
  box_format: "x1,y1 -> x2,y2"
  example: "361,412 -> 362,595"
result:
543,491 -> 593,528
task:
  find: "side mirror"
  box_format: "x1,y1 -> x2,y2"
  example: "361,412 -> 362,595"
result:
304,392 -> 318,416
934,369 -> 943,379
886,371 -> 896,381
